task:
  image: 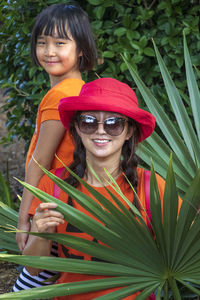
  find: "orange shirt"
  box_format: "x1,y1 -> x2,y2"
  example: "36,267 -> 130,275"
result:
30,168 -> 165,300
25,78 -> 84,171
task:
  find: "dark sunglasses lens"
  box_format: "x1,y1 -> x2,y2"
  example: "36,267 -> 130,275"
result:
79,115 -> 97,133
104,118 -> 125,136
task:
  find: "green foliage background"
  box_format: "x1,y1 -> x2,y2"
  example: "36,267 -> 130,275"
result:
0,0 -> 199,151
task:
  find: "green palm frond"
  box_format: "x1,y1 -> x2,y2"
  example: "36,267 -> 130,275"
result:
122,34 -> 200,195
0,157 -> 200,299
0,167 -> 13,209
0,201 -> 19,253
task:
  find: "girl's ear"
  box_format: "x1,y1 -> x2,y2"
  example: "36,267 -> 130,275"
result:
78,50 -> 83,57
125,125 -> 134,141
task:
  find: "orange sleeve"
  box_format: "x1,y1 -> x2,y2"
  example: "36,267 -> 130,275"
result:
40,78 -> 84,123
40,90 -> 65,123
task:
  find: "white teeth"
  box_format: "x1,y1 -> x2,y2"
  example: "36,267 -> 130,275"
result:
93,139 -> 109,143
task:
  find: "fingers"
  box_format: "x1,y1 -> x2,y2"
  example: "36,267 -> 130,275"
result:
35,202 -> 58,213
16,222 -> 31,252
36,217 -> 64,232
16,232 -> 28,252
34,203 -> 64,233
35,203 -> 64,220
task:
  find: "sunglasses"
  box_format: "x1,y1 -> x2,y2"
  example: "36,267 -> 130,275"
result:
77,114 -> 128,136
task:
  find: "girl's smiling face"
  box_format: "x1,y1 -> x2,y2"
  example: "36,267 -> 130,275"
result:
75,111 -> 134,163
36,29 -> 82,86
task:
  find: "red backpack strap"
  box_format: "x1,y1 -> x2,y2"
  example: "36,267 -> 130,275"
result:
144,170 -> 152,231
53,167 -> 65,198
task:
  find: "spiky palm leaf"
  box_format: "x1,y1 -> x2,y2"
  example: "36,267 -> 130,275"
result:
0,167 -> 14,209
122,33 -> 200,196
0,201 -> 19,253
0,158 -> 200,299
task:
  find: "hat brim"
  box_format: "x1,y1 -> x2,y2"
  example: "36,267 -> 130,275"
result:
59,96 -> 155,142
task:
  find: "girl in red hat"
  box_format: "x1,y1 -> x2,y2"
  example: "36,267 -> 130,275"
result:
21,78 -> 167,299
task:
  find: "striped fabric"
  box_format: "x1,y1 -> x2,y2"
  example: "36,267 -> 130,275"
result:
12,242 -> 59,291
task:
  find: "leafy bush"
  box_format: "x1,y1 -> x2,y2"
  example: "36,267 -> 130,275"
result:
0,1 -> 48,150
0,0 -> 199,149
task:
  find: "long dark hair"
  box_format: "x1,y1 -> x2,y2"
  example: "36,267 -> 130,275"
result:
31,3 -> 97,71
65,113 -> 141,208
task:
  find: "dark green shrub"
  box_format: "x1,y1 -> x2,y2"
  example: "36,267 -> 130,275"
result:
0,1 -> 49,150
0,0 -> 199,150
88,0 -> 200,108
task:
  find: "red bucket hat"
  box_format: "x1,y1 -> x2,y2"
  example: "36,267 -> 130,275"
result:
59,78 -> 156,142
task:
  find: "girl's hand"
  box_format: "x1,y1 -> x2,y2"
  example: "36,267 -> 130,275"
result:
16,221 -> 31,252
33,203 -> 64,233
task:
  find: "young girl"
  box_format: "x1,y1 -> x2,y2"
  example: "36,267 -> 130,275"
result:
21,78 -> 166,299
17,3 -> 97,252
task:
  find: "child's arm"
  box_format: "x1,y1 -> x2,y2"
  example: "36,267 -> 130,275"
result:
17,119 -> 65,251
23,202 -> 64,275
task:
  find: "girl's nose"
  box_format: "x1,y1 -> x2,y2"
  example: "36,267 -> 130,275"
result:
44,45 -> 55,56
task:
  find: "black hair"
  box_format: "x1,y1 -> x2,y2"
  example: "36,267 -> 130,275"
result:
65,113 -> 141,209
31,3 -> 97,72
